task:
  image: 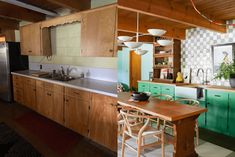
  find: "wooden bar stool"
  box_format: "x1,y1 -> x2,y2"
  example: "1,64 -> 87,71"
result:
120,108 -> 165,157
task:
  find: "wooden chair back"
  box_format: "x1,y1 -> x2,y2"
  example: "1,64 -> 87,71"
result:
175,98 -> 200,107
154,94 -> 173,101
120,108 -> 157,136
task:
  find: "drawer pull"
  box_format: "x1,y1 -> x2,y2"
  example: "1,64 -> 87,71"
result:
74,92 -> 80,95
214,95 -> 221,97
47,93 -> 52,96
165,88 -> 170,91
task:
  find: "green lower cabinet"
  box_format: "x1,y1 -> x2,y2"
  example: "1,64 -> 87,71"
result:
138,82 -> 149,92
149,84 -> 161,96
198,100 -> 206,128
161,85 -> 175,98
228,92 -> 235,137
206,90 -> 229,134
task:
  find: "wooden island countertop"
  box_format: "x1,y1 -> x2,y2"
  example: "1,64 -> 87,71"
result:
118,92 -> 207,157
118,92 -> 207,122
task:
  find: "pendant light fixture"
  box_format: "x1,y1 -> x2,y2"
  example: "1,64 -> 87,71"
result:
118,12 -> 167,55
123,12 -> 143,50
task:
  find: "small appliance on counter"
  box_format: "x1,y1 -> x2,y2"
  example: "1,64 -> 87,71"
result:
131,92 -> 150,101
0,42 -> 28,102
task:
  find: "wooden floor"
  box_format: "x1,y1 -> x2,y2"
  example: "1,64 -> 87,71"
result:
0,101 -> 116,157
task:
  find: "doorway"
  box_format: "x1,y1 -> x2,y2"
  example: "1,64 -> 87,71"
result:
130,50 -> 141,91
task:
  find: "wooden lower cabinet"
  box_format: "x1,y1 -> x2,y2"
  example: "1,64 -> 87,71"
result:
64,87 -> 90,137
23,78 -> 37,110
12,75 -> 118,152
12,75 -> 24,104
88,93 -> 117,152
36,80 -> 64,125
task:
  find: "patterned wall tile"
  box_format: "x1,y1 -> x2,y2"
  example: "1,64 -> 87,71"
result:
181,21 -> 235,86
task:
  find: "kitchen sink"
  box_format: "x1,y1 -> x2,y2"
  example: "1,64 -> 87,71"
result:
175,85 -> 205,100
40,74 -> 75,82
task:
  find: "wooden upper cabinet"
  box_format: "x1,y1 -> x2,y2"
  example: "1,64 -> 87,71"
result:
80,6 -> 117,57
20,22 -> 51,56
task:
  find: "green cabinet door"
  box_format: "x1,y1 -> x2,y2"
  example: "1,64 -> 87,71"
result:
228,92 -> 235,137
161,85 -> 175,98
198,100 -> 206,128
138,82 -> 149,92
149,83 -> 161,96
207,90 -> 229,134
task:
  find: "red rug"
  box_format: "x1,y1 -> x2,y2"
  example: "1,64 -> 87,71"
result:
15,112 -> 80,156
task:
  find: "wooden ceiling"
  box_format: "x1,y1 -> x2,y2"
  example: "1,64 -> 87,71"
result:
173,0 -> 235,20
1,0 -> 235,40
0,0 -> 90,33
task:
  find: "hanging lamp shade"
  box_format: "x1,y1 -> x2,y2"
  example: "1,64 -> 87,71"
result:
147,29 -> 166,36
157,39 -> 173,46
135,49 -> 148,55
117,36 -> 133,42
124,42 -> 143,49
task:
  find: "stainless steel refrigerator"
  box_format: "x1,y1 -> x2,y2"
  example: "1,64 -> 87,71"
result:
0,42 -> 28,102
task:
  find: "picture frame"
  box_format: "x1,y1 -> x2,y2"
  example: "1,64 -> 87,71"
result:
212,43 -> 235,74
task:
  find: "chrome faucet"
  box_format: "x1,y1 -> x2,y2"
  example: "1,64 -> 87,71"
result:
66,66 -> 77,76
196,68 -> 205,85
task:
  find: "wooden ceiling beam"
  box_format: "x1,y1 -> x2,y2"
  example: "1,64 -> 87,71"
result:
0,1 -> 45,22
118,0 -> 226,33
0,18 -> 19,30
45,0 -> 90,11
118,15 -> 186,40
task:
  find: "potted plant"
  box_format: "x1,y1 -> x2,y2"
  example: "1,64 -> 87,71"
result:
215,59 -> 235,88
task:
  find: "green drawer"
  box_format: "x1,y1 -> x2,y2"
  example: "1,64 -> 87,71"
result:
149,84 -> 161,96
161,85 -> 175,97
138,82 -> 149,92
206,90 -> 229,133
228,92 -> 235,137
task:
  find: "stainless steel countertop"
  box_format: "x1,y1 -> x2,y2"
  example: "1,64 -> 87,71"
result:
11,70 -> 117,97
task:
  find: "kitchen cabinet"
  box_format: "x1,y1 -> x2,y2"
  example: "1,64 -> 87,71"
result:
23,77 -> 37,110
206,90 -> 229,133
88,93 -> 117,152
36,80 -> 64,125
12,75 -> 24,104
161,85 -> 175,97
149,84 -> 161,96
80,6 -> 117,57
138,82 -> 150,92
20,22 -> 51,56
198,100 -> 206,128
228,92 -> 235,137
64,87 -> 90,137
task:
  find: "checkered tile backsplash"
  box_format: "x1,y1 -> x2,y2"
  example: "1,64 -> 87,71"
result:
181,20 -> 235,86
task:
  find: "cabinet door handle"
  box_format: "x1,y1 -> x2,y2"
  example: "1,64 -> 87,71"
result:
214,95 -> 221,97
74,92 -> 80,95
47,93 -> 52,96
109,49 -> 113,52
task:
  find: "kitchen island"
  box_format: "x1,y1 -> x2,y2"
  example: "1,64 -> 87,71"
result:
118,92 -> 207,157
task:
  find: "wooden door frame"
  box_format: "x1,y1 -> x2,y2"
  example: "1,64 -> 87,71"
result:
129,50 -> 141,91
